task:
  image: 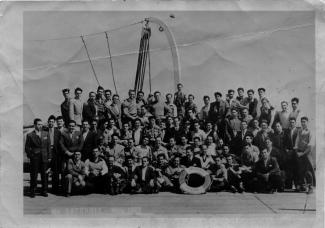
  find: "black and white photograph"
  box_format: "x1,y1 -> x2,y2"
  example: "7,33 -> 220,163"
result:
22,10 -> 317,218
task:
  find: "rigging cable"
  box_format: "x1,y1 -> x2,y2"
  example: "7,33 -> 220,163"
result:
105,32 -> 118,95
81,36 -> 100,86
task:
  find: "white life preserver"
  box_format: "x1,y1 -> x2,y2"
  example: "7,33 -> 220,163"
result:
179,167 -> 211,194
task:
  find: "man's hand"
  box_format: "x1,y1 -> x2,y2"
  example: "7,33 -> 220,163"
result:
149,179 -> 154,187
131,179 -> 136,187
297,152 -> 304,157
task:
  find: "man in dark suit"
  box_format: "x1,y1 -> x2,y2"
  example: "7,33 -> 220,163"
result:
25,118 -> 51,197
107,94 -> 123,129
209,92 -> 230,142
253,148 -> 283,193
283,117 -> 299,189
230,121 -> 250,157
80,120 -> 97,161
47,115 -> 62,194
60,88 -> 70,127
82,92 -> 97,123
131,156 -> 158,193
181,146 -> 202,168
60,120 -> 83,172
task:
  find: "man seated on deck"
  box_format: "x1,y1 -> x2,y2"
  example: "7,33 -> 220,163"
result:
84,147 -> 108,194
165,155 -> 185,193
181,146 -> 202,168
224,154 -> 245,193
208,156 -> 228,192
65,151 -> 86,197
253,148 -> 284,193
154,154 -> 174,192
131,156 -> 158,194
106,155 -> 127,195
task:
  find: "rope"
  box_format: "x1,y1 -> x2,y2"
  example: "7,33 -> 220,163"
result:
148,32 -> 152,94
81,36 -> 100,86
105,32 -> 118,95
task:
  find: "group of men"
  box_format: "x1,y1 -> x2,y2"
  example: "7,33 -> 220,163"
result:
25,84 -> 315,197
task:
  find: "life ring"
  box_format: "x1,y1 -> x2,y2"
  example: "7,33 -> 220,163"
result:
179,167 -> 211,194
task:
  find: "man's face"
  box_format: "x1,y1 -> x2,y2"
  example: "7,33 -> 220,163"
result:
154,93 -> 160,101
240,121 -> 248,130
261,149 -> 269,160
127,158 -> 133,167
215,157 -> 222,165
244,145 -> 250,153
158,156 -> 164,165
188,95 -> 194,103
169,138 -> 176,146
301,119 -> 308,129
226,156 -> 233,165
113,96 -> 119,104
275,123 -> 282,133
207,136 -> 213,145
82,122 -> 89,131
160,122 -> 166,129
149,118 -> 156,126
123,123 -> 129,131
48,119 -> 55,128
258,90 -> 265,98
134,120 -> 141,128
75,90 -> 82,99
223,146 -> 230,154
105,91 -> 111,100
231,109 -> 238,118
238,90 -> 244,97
35,121 -> 43,131
218,139 -> 224,146
167,117 -> 173,126
108,157 -> 114,166
174,157 -> 180,167
166,94 -> 172,103
289,119 -> 296,129
112,136 -> 118,144
292,101 -> 298,110
74,152 -> 82,161
248,91 -> 254,99
215,94 -> 221,102
97,89 -> 104,97
245,136 -> 252,144
109,119 -> 115,127
194,123 -> 200,130
187,110 -> 193,117
91,121 -> 97,130
181,136 -> 187,145
253,120 -> 259,128
140,106 -> 147,114
228,91 -> 234,99
204,97 -> 210,105
92,149 -> 100,158
242,109 -> 248,117
142,138 -> 149,145
206,123 -> 212,131
281,102 -> 288,111
127,139 -> 134,148
156,138 -> 162,146
177,84 -> 182,91
266,139 -> 272,148
142,158 -> 149,167
129,91 -> 136,99
57,119 -> 64,128
202,145 -> 208,154
63,91 -> 70,99
261,122 -> 268,130
194,138 -> 200,146
186,150 -> 193,158
68,123 -> 76,132
137,92 -> 144,100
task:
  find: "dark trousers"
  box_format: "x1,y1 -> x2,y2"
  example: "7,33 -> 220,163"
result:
30,154 -> 48,193
86,174 -> 108,193
133,180 -> 157,194
284,150 -> 297,188
107,174 -> 126,195
227,171 -> 243,189
51,149 -> 62,193
254,173 -> 283,192
296,155 -> 314,187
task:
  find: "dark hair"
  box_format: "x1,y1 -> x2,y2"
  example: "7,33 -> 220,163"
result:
154,91 -> 161,95
62,88 -> 70,93
104,89 -> 112,94
188,94 -> 195,99
166,93 -> 172,98
82,119 -> 89,124
112,94 -> 119,98
203,95 -> 210,100
228,89 -> 235,94
48,115 -> 56,122
245,132 -> 254,139
111,133 -> 120,139
237,87 -> 244,92
75,87 -> 83,93
214,92 -> 222,97
177,83 -> 183,87
257,88 -> 265,92
193,136 -> 201,141
69,120 -> 77,125
291,97 -> 299,103
97,86 -> 104,91
301,116 -> 309,122
56,116 -> 63,121
129,89 -> 135,94
289,117 -> 296,122
34,118 -> 42,125
247,89 -> 254,94
89,91 -> 96,97
157,153 -> 166,160
137,91 -> 144,95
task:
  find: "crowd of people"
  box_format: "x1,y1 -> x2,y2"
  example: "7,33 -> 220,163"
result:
24,84 -> 315,198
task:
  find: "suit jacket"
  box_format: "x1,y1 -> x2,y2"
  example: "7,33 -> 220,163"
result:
254,157 -> 281,175
230,130 -> 251,156
107,103 -> 122,128
80,131 -> 98,161
47,127 -> 62,162
82,101 -> 97,122
181,156 -> 202,168
25,130 -> 51,162
61,99 -> 70,126
60,131 -> 83,158
133,165 -> 156,184
283,128 -> 298,150
209,100 -> 230,122
69,98 -> 83,126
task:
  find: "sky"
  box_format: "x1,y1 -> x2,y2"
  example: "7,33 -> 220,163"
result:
23,11 -> 315,130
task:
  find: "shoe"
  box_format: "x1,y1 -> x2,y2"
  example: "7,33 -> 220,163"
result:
41,192 -> 48,197
30,192 -> 35,198
229,185 -> 237,193
307,186 -> 313,194
238,183 -> 245,193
